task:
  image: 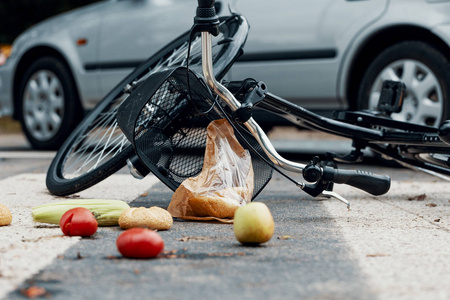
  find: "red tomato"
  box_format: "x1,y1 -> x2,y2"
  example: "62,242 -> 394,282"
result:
116,228 -> 164,258
60,207 -> 98,237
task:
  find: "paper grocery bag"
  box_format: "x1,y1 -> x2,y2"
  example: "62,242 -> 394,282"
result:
167,119 -> 254,223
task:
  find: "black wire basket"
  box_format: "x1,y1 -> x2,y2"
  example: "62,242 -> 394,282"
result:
117,67 -> 273,200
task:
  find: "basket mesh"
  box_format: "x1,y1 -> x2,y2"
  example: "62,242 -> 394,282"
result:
117,67 -> 272,199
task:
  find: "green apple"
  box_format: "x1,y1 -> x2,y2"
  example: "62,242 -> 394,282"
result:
233,202 -> 274,245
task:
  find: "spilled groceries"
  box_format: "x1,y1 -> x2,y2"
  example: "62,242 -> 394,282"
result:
32,199 -> 130,226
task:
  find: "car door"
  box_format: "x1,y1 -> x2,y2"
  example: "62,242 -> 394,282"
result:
228,0 -> 388,110
96,0 -> 195,95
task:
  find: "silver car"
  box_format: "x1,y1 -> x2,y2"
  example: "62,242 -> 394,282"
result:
1,0 -> 450,149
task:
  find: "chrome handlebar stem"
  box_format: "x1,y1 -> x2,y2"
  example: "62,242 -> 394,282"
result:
201,32 -> 307,173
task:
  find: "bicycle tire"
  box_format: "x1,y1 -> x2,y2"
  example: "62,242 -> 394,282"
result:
370,143 -> 450,177
403,145 -> 450,172
46,15 -> 249,196
414,153 -> 450,170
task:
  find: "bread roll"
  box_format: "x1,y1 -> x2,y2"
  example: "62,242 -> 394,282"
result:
0,203 -> 12,226
118,206 -> 173,230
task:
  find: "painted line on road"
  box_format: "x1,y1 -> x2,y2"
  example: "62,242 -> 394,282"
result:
0,139 -> 351,160
0,173 -> 159,299
0,151 -> 57,159
324,181 -> 450,300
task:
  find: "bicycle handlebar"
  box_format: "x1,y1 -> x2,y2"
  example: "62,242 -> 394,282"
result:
322,167 -> 391,196
196,6 -> 391,201
198,0 -> 215,8
194,0 -> 219,35
303,158 -> 390,196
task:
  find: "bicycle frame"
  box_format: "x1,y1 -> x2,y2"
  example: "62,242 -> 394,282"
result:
112,0 -> 450,208
200,27 -> 390,207
195,0 -> 450,206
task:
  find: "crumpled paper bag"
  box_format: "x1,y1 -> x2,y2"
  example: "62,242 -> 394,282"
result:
167,119 -> 254,223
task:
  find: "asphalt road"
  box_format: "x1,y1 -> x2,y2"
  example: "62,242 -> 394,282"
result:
5,177 -> 376,300
0,130 -> 449,300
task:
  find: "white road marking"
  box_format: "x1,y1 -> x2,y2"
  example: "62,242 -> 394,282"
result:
0,173 -> 159,299
324,181 -> 450,300
0,151 -> 56,159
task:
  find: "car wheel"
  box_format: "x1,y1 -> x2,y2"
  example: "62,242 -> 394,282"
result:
357,41 -> 450,127
18,56 -> 82,150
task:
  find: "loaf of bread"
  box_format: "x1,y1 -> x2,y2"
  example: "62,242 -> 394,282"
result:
118,206 -> 173,230
189,195 -> 239,219
0,203 -> 12,226
188,187 -> 248,219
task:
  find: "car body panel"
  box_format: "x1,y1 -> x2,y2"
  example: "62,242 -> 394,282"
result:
432,23 -> 450,47
95,0 -> 194,98
227,0 -> 388,109
0,1 -> 109,116
336,0 -> 450,103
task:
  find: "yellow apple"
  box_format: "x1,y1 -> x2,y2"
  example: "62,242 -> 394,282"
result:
233,202 -> 274,244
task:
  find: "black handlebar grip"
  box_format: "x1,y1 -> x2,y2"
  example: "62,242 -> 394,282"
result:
194,0 -> 219,35
322,166 -> 391,196
195,0 -> 219,26
198,0 -> 215,8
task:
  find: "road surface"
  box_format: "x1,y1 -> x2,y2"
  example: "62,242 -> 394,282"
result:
0,130 -> 449,300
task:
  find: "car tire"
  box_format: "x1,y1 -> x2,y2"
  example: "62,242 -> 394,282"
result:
357,41 -> 450,127
18,56 -> 82,150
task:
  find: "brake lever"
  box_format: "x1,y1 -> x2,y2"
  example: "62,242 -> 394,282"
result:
319,191 -> 351,210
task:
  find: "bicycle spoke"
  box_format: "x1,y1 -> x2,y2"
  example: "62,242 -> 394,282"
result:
61,40 -> 206,179
63,105 -> 127,177
57,17 -> 241,181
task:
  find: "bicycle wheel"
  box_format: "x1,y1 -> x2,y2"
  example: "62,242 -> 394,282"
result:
370,143 -> 450,177
415,153 -> 450,169
403,145 -> 450,172
46,15 -> 249,196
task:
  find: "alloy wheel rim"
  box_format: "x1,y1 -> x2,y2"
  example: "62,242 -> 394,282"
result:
368,59 -> 443,127
23,70 -> 64,141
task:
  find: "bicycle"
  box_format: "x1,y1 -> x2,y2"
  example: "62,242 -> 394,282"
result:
47,0 -> 450,208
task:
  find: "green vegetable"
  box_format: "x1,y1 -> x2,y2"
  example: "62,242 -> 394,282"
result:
32,199 -> 130,226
